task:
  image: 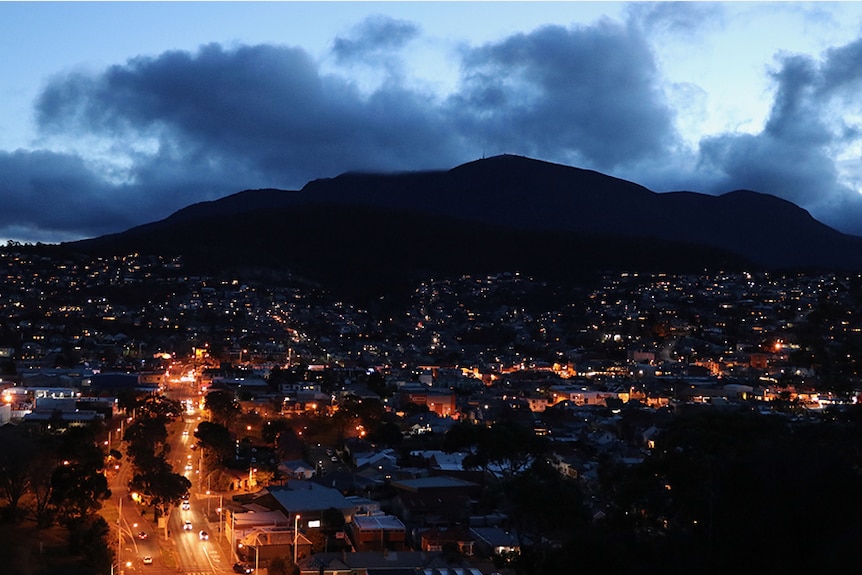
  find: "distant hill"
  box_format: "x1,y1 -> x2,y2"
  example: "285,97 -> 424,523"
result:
66,154 -> 862,299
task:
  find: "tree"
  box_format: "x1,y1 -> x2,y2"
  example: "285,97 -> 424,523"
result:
275,427 -> 304,461
137,394 -> 183,420
0,426 -> 38,520
115,388 -> 145,414
444,420 -> 547,481
124,418 -> 169,469
261,418 -> 291,445
194,420 -> 235,463
481,420 -> 548,480
59,426 -> 107,470
128,460 -> 192,517
624,408 -> 862,573
29,448 -> 60,528
50,462 -> 111,524
205,390 -> 241,427
68,515 -> 114,575
321,507 -> 346,552
366,370 -> 389,397
370,421 -> 403,448
503,458 -> 588,545
332,395 -> 385,443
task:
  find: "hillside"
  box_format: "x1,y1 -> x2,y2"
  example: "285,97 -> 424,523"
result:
66,154 -> 862,299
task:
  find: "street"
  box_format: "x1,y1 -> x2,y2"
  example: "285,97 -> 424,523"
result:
107,376 -> 246,575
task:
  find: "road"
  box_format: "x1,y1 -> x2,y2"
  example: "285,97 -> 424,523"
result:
106,415 -> 171,574
107,376 -> 244,575
169,414 -> 235,574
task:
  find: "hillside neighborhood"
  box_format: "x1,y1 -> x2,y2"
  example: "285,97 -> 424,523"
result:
2,247 -> 862,574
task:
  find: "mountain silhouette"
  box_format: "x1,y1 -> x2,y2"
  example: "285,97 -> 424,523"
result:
67,155 -> 862,298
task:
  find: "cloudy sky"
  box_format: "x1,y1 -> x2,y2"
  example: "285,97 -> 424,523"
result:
4,1 -> 862,243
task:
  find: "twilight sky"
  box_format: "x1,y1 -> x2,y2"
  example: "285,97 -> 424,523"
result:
4,1 -> 862,243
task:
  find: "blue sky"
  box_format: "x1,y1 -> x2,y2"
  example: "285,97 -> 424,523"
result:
4,2 -> 862,243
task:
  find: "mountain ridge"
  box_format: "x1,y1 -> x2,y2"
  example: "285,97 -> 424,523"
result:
66,154 -> 862,298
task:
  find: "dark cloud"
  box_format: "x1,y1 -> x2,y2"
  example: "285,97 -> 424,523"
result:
332,15 -> 420,62
24,18 -> 683,242
8,16 -> 862,242
697,38 -> 862,234
448,21 -> 680,169
0,150 -> 137,241
33,41 -> 466,233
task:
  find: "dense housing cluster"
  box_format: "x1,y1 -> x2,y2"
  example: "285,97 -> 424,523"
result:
3,248 -> 862,574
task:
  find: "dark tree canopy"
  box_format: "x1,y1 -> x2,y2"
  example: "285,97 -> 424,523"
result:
129,459 -> 192,514
0,426 -> 39,517
194,420 -> 235,462
136,394 -> 183,420
598,408 -> 862,574
204,389 -> 241,427
444,419 -> 548,480
124,417 -> 170,468
50,462 -> 111,524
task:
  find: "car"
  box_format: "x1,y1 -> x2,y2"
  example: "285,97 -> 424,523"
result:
183,520 -> 192,531
198,530 -> 209,540
185,463 -> 193,470
181,499 -> 190,510
137,531 -> 148,540
233,563 -> 254,574
182,430 -> 189,436
142,556 -> 153,565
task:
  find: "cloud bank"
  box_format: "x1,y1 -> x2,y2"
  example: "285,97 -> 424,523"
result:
3,12 -> 862,242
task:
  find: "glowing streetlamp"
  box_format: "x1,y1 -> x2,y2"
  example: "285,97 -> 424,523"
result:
294,513 -> 301,565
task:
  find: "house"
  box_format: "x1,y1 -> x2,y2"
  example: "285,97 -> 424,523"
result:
348,513 -> 408,552
297,551 -> 452,575
278,459 -> 317,480
399,389 -> 457,417
470,526 -> 520,559
389,476 -> 480,526
354,448 -> 398,473
418,525 -> 476,556
344,495 -> 381,515
253,482 -> 359,524
235,525 -> 312,566
225,508 -> 292,561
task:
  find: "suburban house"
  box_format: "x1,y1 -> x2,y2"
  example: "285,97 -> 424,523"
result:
347,513 -> 408,552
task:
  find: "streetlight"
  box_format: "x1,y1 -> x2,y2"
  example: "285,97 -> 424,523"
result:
254,545 -> 259,573
117,497 -> 122,574
230,510 -> 237,561
294,513 -> 301,565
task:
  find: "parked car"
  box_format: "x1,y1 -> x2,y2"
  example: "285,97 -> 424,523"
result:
233,563 -> 254,574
